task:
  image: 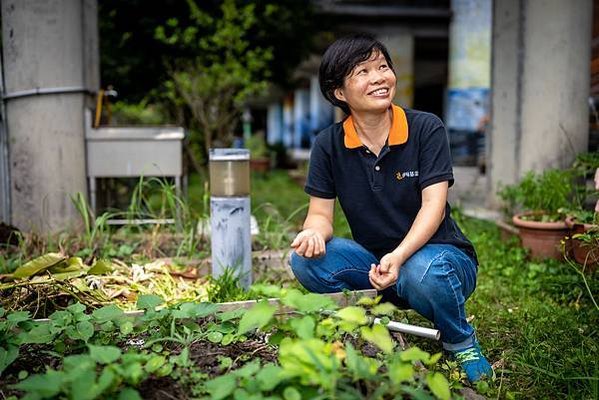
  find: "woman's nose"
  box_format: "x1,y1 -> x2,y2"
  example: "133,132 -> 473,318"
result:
370,70 -> 385,84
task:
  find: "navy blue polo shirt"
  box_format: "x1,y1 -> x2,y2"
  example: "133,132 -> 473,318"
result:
305,104 -> 478,263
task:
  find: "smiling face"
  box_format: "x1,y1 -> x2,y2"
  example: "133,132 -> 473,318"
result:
333,51 -> 396,114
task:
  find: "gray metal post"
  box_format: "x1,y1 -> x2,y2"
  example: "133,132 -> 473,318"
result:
209,149 -> 252,289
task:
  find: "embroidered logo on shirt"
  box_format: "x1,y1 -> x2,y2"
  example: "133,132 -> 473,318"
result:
396,170 -> 419,181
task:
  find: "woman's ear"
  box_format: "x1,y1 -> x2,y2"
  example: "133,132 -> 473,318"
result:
334,88 -> 346,102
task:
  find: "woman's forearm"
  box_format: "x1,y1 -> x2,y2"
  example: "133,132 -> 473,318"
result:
392,182 -> 447,263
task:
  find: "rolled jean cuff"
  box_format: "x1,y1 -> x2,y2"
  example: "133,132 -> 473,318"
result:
442,333 -> 476,351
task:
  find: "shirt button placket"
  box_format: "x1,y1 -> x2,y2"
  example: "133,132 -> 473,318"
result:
372,163 -> 383,190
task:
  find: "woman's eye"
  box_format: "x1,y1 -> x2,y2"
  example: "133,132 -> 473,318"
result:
357,69 -> 367,75
380,64 -> 388,70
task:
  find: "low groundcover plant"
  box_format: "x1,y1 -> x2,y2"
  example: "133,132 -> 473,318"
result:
1,290 -> 461,400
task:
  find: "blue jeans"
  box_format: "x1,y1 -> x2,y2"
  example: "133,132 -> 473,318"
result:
290,237 -> 478,350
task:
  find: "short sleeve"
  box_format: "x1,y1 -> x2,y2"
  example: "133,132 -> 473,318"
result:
305,140 -> 336,199
418,120 -> 454,190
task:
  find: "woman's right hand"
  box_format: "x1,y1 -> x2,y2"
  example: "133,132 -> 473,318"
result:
290,229 -> 326,258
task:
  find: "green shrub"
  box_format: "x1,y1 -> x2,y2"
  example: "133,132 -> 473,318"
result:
245,133 -> 269,159
498,169 -> 574,221
111,100 -> 168,125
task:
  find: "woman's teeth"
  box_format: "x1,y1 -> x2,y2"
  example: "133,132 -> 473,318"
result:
370,89 -> 388,96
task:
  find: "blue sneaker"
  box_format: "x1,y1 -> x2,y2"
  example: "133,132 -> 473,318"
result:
450,341 -> 494,383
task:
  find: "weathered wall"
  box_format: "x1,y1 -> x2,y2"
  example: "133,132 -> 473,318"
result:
1,0 -> 98,231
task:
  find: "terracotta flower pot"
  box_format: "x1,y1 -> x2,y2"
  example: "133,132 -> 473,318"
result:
512,212 -> 568,260
250,158 -> 270,173
565,216 -> 599,270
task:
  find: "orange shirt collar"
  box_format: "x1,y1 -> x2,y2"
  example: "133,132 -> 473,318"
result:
342,104 -> 409,149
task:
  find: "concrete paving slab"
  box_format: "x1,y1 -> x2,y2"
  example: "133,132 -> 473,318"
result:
449,166 -> 502,221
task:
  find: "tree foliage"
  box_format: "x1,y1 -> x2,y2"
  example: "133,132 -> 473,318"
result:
156,0 -> 273,150
99,0 -> 317,160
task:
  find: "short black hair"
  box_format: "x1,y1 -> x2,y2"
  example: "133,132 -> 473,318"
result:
319,34 -> 395,115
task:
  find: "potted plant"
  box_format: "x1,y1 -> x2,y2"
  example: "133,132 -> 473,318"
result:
564,158 -> 599,269
499,169 -> 573,260
565,210 -> 599,269
245,133 -> 271,173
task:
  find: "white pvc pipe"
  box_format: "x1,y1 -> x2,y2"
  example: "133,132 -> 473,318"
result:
321,309 -> 441,340
373,317 -> 440,340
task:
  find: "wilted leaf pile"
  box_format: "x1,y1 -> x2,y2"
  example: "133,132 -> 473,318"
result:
0,253 -> 211,317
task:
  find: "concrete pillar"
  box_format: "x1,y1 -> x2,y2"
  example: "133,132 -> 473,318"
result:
1,0 -> 99,231
489,0 -> 592,205
380,33 -> 414,108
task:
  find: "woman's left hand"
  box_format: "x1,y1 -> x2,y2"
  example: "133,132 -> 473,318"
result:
368,251 -> 404,290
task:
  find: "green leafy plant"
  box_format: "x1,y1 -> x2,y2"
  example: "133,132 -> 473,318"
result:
498,169 -> 575,221
0,308 -> 29,376
11,346 -> 161,399
571,151 -> 599,177
562,152 -> 599,225
200,290 -> 456,400
1,286 -> 464,400
111,100 -> 168,125
573,228 -> 599,245
206,268 -> 252,303
245,133 -> 269,159
566,208 -> 599,225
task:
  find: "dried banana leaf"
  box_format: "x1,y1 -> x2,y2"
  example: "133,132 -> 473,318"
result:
12,253 -> 66,279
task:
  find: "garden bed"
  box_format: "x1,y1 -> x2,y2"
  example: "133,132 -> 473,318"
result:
1,288 -> 458,400
1,171 -> 598,399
